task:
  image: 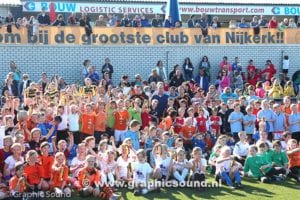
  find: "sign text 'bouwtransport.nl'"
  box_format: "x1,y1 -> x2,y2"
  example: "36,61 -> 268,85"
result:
22,1 -> 300,15
0,27 -> 299,45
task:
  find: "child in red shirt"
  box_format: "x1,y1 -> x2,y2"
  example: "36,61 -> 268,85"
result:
0,136 -> 13,175
174,108 -> 185,134
196,109 -> 207,133
247,59 -> 256,80
141,103 -> 152,129
209,108 -> 222,137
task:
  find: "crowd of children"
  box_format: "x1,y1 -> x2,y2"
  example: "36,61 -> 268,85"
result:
0,56 -> 300,199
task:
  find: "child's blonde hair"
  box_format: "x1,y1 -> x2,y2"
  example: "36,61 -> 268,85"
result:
192,147 -> 202,156
238,131 -> 246,138
53,152 -> 66,167
25,150 -> 38,162
220,146 -> 231,156
136,149 -> 146,158
288,139 -> 297,147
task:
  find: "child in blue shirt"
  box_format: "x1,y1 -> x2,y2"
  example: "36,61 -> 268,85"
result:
228,103 -> 244,142
162,131 -> 175,148
144,126 -> 157,151
243,106 -> 256,144
122,120 -> 140,151
192,133 -> 206,155
37,112 -> 52,137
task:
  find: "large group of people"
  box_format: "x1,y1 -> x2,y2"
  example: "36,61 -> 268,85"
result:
1,7 -> 300,37
0,50 -> 300,200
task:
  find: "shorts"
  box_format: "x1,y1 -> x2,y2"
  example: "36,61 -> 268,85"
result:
114,129 -> 127,142
273,131 -> 283,140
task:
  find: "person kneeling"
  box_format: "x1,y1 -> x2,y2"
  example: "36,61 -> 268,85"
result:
77,155 -> 120,200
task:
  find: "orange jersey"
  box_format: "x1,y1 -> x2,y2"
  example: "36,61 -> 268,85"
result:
114,110 -> 130,130
39,155 -> 54,179
281,105 -> 291,127
50,165 -> 69,190
158,116 -> 173,130
45,116 -> 54,124
181,125 -> 196,144
287,149 -> 300,168
81,113 -> 95,135
77,167 -> 101,190
94,111 -> 107,132
9,175 -> 26,193
24,163 -> 44,185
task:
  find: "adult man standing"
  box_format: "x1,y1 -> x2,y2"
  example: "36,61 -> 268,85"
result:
151,83 -> 169,120
151,14 -> 163,27
121,13 -> 131,27
169,70 -> 185,88
85,66 -> 100,86
95,15 -> 107,27
107,13 -> 117,27
10,61 -> 21,84
19,74 -> 31,99
199,13 -> 208,37
101,58 -> 114,79
37,7 -> 50,26
194,69 -> 209,93
187,15 -> 196,28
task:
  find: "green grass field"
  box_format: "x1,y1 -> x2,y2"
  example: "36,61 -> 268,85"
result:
51,175 -> 300,200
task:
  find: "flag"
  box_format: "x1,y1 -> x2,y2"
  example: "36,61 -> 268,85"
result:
49,2 -> 56,23
165,0 -> 181,23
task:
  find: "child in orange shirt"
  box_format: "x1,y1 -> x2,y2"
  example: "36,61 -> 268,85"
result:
180,117 -> 196,151
81,103 -> 96,139
39,142 -> 54,182
9,162 -> 25,197
24,150 -> 48,192
77,155 -> 120,199
50,152 -> 71,197
286,139 -> 300,182
114,99 -> 130,146
158,109 -> 177,131
94,101 -> 108,145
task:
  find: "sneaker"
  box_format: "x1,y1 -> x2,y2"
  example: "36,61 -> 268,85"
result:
230,185 -> 236,190
141,188 -> 148,195
134,190 -> 141,196
261,177 -> 271,183
297,177 -> 300,182
274,175 -> 282,181
109,194 -> 121,200
279,174 -> 286,180
237,184 -> 244,189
